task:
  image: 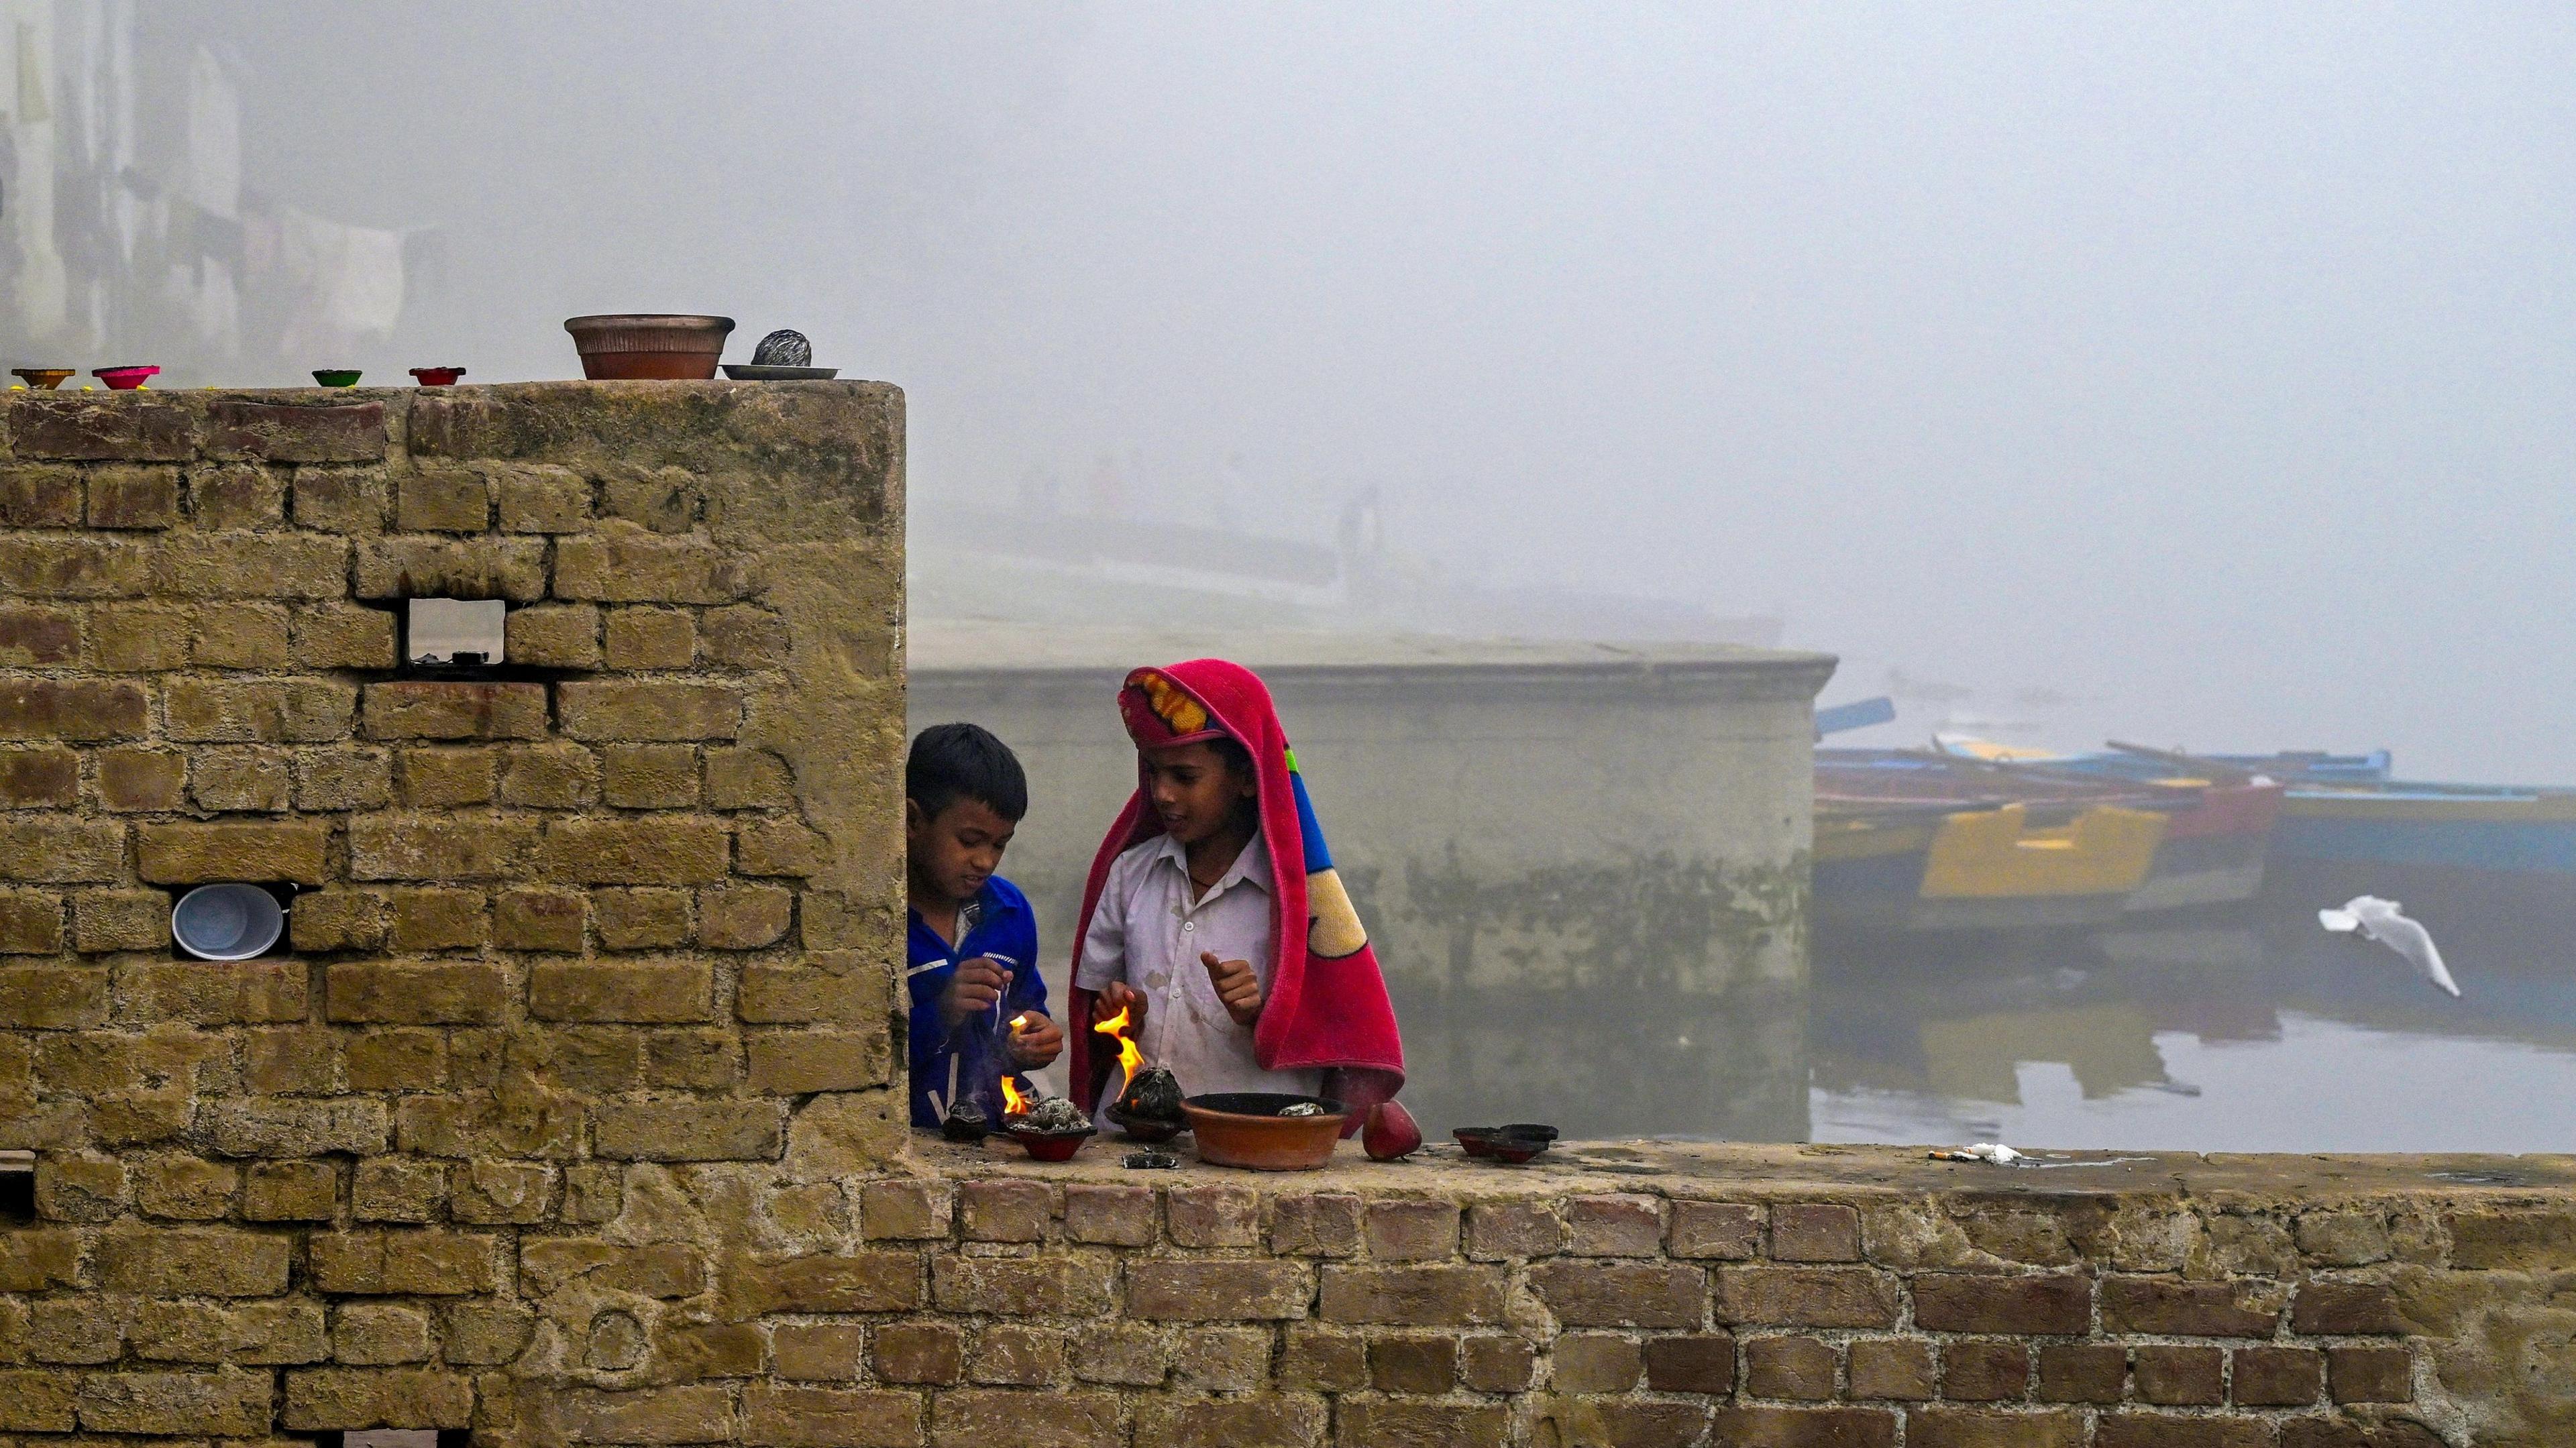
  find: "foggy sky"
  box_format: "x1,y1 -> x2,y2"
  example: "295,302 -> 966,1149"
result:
201,2 -> 2576,781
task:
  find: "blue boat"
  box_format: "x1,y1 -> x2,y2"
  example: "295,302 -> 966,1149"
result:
1986,742 -> 2576,883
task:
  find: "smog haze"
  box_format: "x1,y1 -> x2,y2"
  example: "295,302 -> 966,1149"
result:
59,3 -> 2576,780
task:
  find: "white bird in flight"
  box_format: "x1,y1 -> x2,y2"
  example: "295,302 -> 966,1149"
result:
2319,895 -> 2459,997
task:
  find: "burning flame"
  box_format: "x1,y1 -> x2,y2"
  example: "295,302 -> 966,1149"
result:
1093,1003 -> 1144,1094
1000,1073 -> 1029,1118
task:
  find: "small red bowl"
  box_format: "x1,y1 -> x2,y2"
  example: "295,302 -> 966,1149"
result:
1004,1124 -> 1095,1162
409,367 -> 467,387
93,366 -> 160,390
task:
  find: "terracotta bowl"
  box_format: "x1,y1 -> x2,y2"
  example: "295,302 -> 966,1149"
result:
410,367 -> 467,387
1181,1093 -> 1347,1171
564,315 -> 734,380
1002,1123 -> 1095,1163
11,368 -> 73,390
93,366 -> 159,390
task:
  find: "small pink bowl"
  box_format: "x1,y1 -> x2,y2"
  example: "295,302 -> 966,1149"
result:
94,366 -> 160,390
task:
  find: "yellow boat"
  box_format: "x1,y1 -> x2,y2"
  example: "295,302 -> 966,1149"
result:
1816,798 -> 2167,933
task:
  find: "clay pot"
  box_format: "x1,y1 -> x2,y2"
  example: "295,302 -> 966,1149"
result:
564,315 -> 734,380
409,367 -> 467,387
1181,1093 -> 1347,1171
10,369 -> 73,390
313,370 -> 362,388
93,366 -> 159,390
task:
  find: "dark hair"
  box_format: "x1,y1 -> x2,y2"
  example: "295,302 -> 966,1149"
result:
907,722 -> 1028,822
1209,736 -> 1255,779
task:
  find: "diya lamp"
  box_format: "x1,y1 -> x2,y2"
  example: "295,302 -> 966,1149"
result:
1000,1089 -> 1095,1162
1096,1004 -> 1185,1143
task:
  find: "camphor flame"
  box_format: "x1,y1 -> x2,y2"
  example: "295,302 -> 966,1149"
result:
1093,1003 -> 1144,1096
1000,1072 -> 1029,1118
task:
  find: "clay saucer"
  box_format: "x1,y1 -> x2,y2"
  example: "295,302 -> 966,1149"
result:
313,370 -> 362,388
722,364 -> 839,381
409,367 -> 467,387
93,366 -> 159,390
11,368 -> 73,390
1454,1124 -> 1558,1165
1106,1104 -> 1185,1144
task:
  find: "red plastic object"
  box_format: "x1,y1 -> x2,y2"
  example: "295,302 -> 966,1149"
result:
1364,1101 -> 1424,1161
93,366 -> 160,390
409,367 -> 467,387
1004,1125 -> 1095,1162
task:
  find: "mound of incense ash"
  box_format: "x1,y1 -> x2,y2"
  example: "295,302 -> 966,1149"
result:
1016,1095 -> 1089,1133
1113,1065 -> 1183,1124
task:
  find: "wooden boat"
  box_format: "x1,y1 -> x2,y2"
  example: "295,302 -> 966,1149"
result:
1815,750 -> 2172,932
1929,738 -> 2284,914
2041,742 -> 2576,883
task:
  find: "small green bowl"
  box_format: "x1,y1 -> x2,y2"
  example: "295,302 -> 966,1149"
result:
312,369 -> 362,388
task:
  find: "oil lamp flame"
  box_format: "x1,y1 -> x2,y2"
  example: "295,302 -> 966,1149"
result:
1092,1004 -> 1144,1093
1000,1073 -> 1029,1118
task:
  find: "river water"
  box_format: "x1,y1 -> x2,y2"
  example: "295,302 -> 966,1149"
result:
1387,869 -> 2576,1154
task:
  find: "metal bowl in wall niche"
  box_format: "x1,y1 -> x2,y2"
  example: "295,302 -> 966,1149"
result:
171,884 -> 286,961
564,315 -> 735,380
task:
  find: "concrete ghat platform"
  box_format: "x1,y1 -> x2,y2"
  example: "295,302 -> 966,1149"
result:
902,1134 -> 2576,1447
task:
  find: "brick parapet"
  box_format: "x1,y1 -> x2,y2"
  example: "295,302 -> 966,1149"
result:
0,386 -> 2553,1445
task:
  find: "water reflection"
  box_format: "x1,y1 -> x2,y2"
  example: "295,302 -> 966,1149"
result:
1393,866 -> 2576,1152
1387,981 -> 1807,1146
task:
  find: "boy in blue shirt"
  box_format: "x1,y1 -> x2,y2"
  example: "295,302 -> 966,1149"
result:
904,723 -> 1063,1127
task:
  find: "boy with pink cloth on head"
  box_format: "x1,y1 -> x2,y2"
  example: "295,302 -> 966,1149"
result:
1065,659 -> 1404,1131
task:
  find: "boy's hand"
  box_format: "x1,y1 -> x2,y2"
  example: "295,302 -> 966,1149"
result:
1008,1010 -> 1064,1068
1201,951 -> 1263,1026
1093,981 -> 1147,1031
938,957 -> 1012,1032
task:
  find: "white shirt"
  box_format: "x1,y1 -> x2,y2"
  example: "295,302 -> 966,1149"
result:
1074,828 -> 1324,1113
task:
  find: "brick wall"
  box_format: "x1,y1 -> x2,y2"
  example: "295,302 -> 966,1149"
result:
0,382 -> 912,1441
772,1152 -> 2541,1448
0,383 -> 2551,1446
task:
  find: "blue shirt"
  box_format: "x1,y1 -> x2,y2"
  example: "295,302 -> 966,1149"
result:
906,876 -> 1044,1129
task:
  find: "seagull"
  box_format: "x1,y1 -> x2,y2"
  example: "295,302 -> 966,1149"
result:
2319,895 -> 2459,997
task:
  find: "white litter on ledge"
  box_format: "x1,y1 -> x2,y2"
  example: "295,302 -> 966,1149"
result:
1929,1142 -> 2026,1165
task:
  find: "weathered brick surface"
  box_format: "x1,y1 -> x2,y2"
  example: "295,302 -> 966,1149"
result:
1715,1266 -> 1901,1329
2101,1276 -> 2283,1337
1915,1272 -> 2093,1335
0,679 -> 148,739
1129,1260 -> 1312,1321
